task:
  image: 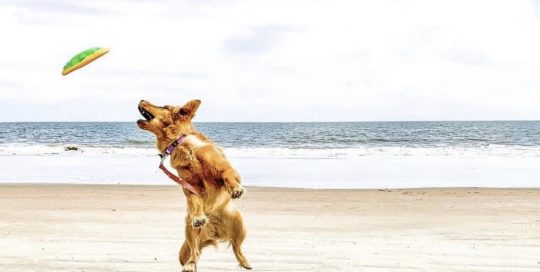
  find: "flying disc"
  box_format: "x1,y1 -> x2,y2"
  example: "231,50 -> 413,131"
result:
62,47 -> 109,76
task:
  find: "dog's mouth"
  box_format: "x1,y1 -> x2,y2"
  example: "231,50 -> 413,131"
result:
138,106 -> 155,121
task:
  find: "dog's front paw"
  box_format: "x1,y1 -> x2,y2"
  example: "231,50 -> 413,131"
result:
191,215 -> 207,229
230,186 -> 245,199
182,263 -> 196,272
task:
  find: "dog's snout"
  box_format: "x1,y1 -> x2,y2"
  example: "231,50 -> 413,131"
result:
139,100 -> 149,107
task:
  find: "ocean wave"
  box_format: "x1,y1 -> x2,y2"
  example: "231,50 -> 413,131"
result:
124,139 -> 154,145
225,146 -> 540,158
1,144 -> 540,158
0,144 -> 157,156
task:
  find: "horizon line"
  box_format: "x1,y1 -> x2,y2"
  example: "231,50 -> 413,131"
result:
1,120 -> 539,123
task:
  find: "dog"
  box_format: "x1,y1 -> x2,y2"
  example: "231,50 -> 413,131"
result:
137,99 -> 251,271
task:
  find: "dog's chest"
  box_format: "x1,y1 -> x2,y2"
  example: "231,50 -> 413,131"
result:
171,135 -> 208,169
183,135 -> 208,149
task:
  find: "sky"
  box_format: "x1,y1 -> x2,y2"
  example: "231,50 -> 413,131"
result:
1,0 -> 540,122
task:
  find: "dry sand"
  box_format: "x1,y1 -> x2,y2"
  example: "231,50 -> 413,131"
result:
0,185 -> 539,272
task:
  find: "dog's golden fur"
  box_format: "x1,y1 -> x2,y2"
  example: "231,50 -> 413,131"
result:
137,99 -> 251,271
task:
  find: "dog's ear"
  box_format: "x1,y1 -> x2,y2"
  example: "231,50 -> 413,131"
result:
178,99 -> 201,119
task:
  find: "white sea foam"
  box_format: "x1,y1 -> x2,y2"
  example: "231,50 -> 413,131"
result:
1,144 -> 540,158
1,154 -> 540,188
225,146 -> 540,158
0,144 -> 157,156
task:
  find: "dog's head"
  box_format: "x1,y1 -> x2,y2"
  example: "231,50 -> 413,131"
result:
137,99 -> 201,139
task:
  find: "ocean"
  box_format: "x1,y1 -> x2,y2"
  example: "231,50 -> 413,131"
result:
1,121 -> 539,188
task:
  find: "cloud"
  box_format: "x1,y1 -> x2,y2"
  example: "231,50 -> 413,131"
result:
532,0 -> 540,15
0,0 -> 539,121
223,25 -> 293,55
3,0 -> 102,14
442,49 -> 490,66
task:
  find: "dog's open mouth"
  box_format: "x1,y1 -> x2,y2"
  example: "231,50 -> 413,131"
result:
138,106 -> 155,121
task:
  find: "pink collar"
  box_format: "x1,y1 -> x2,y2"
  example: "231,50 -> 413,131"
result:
160,134 -> 187,162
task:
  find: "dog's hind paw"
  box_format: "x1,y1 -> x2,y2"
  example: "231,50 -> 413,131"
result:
231,186 -> 245,199
240,262 -> 252,270
191,216 -> 207,229
182,263 -> 196,272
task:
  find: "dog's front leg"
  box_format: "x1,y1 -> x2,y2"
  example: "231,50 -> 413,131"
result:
184,189 -> 207,229
222,169 -> 245,199
178,170 -> 208,229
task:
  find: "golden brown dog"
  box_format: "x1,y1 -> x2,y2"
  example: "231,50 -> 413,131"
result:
137,99 -> 251,272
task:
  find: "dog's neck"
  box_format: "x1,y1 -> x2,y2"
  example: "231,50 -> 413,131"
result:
157,134 -> 184,153
156,124 -> 196,152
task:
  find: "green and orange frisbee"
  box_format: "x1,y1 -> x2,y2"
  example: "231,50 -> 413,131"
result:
62,47 -> 109,76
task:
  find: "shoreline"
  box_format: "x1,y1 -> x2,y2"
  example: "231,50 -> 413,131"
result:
1,154 -> 540,189
1,184 -> 540,271
1,182 -> 540,190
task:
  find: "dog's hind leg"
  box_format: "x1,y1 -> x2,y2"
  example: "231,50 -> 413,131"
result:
180,238 -> 214,271
230,211 -> 252,270
181,221 -> 202,272
179,240 -> 190,266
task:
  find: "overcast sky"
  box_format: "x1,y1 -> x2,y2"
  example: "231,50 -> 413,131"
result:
1,0 -> 540,121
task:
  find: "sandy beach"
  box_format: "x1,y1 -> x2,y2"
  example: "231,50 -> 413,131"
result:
0,185 -> 539,272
